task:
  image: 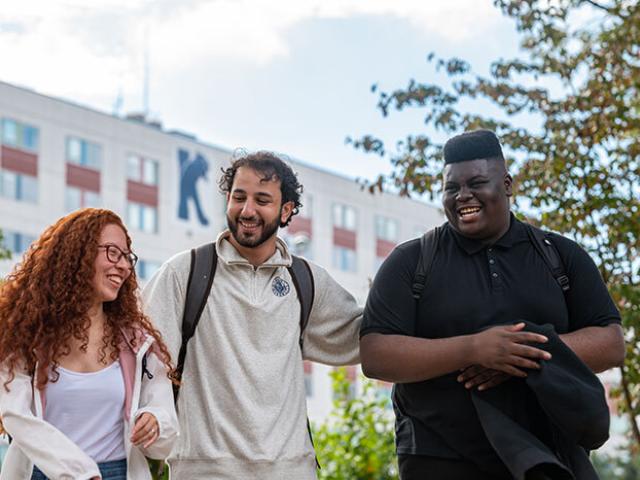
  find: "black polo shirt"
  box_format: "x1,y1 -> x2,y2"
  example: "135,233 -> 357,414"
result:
361,216 -> 620,471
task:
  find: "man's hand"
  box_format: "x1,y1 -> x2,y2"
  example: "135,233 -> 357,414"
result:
457,365 -> 511,391
470,323 -> 551,378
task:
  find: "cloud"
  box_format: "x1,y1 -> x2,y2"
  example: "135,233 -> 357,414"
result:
0,0 -> 504,110
150,0 -> 504,67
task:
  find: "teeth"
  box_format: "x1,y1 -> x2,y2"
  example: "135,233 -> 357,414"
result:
460,207 -> 481,215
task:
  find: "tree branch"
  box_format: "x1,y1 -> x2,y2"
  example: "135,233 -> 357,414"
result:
619,365 -> 640,447
582,0 -> 611,12
580,0 -> 628,19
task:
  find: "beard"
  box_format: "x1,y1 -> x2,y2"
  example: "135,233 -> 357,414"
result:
227,210 -> 281,248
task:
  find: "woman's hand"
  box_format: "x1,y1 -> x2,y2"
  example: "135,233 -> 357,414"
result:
130,412 -> 159,449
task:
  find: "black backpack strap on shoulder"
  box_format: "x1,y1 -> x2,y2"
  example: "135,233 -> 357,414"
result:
173,242 -> 217,402
525,223 -> 570,293
287,255 -> 319,469
287,255 -> 315,349
412,226 -> 441,300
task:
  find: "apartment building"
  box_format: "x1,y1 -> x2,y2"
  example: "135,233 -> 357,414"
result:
0,80 -> 443,421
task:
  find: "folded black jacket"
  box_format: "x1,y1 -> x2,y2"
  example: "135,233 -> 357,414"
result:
471,322 -> 610,480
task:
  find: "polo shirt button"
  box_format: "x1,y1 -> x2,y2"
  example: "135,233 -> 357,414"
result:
489,259 -> 495,265
492,272 -> 498,278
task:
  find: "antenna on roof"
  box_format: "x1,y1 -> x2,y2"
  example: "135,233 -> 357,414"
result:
112,87 -> 124,116
143,24 -> 150,118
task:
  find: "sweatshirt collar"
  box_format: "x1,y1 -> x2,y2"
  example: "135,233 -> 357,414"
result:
216,229 -> 292,268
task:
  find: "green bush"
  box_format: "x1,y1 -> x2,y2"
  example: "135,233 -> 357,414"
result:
312,368 -> 398,480
148,459 -> 168,480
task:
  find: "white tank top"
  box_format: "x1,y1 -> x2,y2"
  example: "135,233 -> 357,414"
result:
44,361 -> 126,463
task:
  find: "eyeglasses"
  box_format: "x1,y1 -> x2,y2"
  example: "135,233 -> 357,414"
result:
98,244 -> 138,268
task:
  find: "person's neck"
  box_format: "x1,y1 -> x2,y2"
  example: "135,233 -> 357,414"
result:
87,303 -> 107,332
228,235 -> 278,268
480,212 -> 512,247
67,302 -> 107,351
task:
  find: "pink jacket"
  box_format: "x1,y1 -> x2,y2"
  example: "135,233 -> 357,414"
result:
0,329 -> 178,480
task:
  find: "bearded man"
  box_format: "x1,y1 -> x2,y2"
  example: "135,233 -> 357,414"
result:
144,151 -> 361,480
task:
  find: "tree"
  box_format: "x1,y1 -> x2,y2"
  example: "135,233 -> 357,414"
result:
0,231 -> 11,262
592,450 -> 640,479
349,0 -> 640,447
312,368 -> 398,480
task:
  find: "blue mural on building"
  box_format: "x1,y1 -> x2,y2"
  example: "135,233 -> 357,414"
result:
177,148 -> 210,226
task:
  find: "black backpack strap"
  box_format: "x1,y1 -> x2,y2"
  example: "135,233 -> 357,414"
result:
525,224 -> 570,293
287,255 -> 315,349
287,255 -> 319,468
412,227 -> 442,300
173,242 -> 217,402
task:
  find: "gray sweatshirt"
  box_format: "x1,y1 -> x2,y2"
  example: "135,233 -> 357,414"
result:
142,231 -> 362,479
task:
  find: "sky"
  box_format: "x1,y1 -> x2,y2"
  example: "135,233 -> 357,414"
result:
0,0 -> 524,182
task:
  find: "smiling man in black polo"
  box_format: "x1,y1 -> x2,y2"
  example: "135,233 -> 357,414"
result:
360,130 -> 625,479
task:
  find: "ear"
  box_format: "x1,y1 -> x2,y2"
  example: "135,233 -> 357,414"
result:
504,173 -> 513,197
280,201 -> 294,224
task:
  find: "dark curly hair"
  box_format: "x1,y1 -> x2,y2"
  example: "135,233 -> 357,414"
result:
218,150 -> 303,227
0,208 -> 175,391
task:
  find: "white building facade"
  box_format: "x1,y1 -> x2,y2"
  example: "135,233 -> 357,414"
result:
0,80 -> 444,422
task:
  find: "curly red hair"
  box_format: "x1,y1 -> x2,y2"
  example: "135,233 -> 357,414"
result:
0,208 -> 174,390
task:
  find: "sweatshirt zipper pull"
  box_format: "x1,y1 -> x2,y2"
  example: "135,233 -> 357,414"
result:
141,354 -> 154,380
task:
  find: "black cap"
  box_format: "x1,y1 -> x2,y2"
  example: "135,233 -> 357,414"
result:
443,130 -> 504,164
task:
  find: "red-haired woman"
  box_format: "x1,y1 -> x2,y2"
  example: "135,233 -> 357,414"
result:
0,208 -> 178,480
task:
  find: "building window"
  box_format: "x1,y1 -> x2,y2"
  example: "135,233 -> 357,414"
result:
65,186 -> 101,211
332,246 -> 357,272
303,361 -> 313,397
1,118 -> 39,151
413,226 -> 427,238
373,256 -> 385,272
66,136 -> 102,170
283,232 -> 313,259
1,230 -> 35,255
332,203 -> 357,272
375,215 -> 399,270
332,203 -> 357,231
128,202 -> 158,234
375,216 -> 399,242
300,193 -> 313,218
136,259 -> 161,281
127,154 -> 159,186
0,170 -> 38,203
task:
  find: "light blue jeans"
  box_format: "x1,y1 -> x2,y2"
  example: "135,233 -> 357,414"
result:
31,458 -> 127,480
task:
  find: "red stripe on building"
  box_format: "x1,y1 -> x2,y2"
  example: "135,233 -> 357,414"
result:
333,227 -> 356,250
376,238 -> 396,258
1,146 -> 38,176
127,180 -> 158,207
303,360 -> 313,375
66,163 -> 100,192
288,216 -> 312,237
